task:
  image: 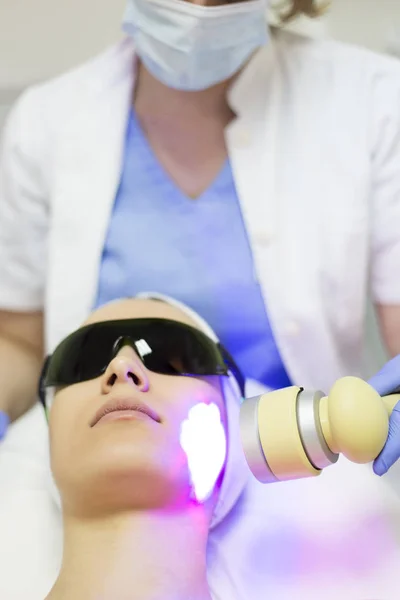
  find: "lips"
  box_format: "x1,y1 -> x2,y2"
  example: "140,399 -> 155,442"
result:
90,397 -> 161,428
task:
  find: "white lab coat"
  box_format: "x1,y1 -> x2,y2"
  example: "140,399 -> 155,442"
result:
1,30 -> 400,393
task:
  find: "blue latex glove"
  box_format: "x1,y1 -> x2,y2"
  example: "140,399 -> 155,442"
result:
0,411 -> 9,441
368,354 -> 400,476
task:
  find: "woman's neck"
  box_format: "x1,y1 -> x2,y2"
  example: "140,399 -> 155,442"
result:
47,507 -> 212,600
134,60 -> 235,125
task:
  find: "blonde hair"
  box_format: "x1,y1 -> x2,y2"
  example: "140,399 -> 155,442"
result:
279,0 -> 329,21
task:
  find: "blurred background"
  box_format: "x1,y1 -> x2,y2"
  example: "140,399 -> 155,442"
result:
1,0 -> 398,372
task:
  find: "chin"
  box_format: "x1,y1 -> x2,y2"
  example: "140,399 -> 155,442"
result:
60,456 -> 194,515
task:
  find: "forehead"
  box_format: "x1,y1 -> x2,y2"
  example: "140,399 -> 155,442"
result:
83,298 -> 202,330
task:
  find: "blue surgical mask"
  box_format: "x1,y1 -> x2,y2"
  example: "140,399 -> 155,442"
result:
122,0 -> 269,91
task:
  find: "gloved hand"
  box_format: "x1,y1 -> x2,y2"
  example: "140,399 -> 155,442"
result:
0,411 -> 9,441
368,354 -> 400,476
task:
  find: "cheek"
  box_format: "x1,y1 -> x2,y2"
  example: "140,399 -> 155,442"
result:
156,378 -> 227,502
179,403 -> 227,503
168,377 -> 224,419
49,386 -> 92,466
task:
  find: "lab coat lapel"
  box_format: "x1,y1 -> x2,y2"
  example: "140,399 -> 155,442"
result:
228,37 -> 343,390
46,42 -> 136,351
227,44 -> 287,360
227,44 -> 279,252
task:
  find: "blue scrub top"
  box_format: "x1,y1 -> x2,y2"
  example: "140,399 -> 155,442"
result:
95,110 -> 291,390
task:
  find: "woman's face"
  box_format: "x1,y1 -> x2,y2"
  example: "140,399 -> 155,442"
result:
49,299 -> 227,517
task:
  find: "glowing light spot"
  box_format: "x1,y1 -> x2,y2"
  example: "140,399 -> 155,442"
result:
180,403 -> 227,502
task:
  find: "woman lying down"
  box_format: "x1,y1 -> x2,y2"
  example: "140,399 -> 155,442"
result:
39,293 -> 249,600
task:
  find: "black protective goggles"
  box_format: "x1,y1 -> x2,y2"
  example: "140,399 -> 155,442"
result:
39,318 -> 245,407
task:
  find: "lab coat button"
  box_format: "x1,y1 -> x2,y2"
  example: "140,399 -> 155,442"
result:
255,231 -> 273,246
285,321 -> 300,336
235,129 -> 251,147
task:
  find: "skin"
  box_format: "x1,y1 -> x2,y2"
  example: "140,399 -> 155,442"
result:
376,306 -> 400,359
0,311 -> 44,422
46,298 -> 227,600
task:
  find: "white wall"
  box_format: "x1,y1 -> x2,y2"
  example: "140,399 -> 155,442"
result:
326,0 -> 400,55
0,0 -> 125,89
0,104 -> 10,129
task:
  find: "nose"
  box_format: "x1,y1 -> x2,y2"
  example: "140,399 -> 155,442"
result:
101,348 -> 149,394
